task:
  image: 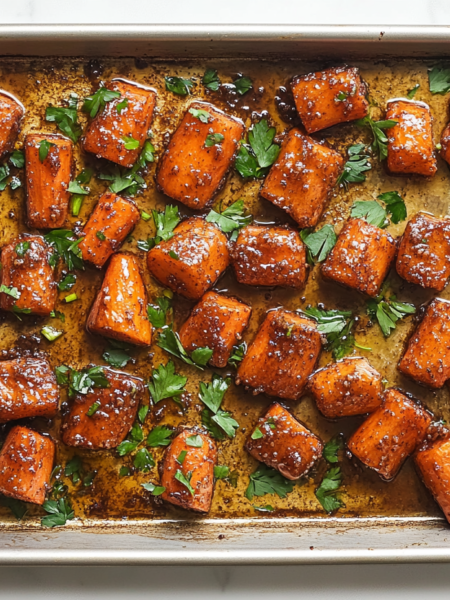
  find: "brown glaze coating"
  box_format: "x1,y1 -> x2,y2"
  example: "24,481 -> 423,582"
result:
0,89 -> 24,161
246,402 -> 323,480
386,99 -> 437,177
61,367 -> 144,449
0,357 -> 59,423
0,426 -> 55,505
398,298 -> 450,389
232,225 -> 308,289
321,218 -> 397,297
79,192 -> 140,268
308,357 -> 383,419
87,252 -> 152,346
25,132 -> 72,229
236,309 -> 322,401
147,217 -> 230,300
396,212 -> 450,292
291,66 -> 369,133
347,388 -> 432,481
156,101 -> 244,210
0,234 -> 57,316
260,128 -> 344,228
415,434 -> 450,524
160,429 -> 217,513
178,291 -> 251,368
440,121 -> 450,166
83,79 -> 157,168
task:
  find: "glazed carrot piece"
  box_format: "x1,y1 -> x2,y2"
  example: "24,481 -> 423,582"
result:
83,78 -> 157,168
236,309 -> 322,401
232,225 -> 308,288
178,291 -> 251,368
25,133 -> 73,229
386,99 -> 437,176
87,252 -> 152,346
415,434 -> 450,524
0,357 -> 59,423
291,66 -> 369,134
61,368 -> 144,449
160,429 -> 217,513
396,212 -> 450,292
0,234 -> 57,316
347,388 -> 432,481
156,101 -> 244,210
321,218 -> 397,297
308,357 -> 383,419
246,402 -> 323,480
78,192 -> 140,268
440,122 -> 450,165
0,89 -> 24,161
398,298 -> 450,389
0,426 -> 55,505
260,129 -> 343,228
147,217 -> 230,300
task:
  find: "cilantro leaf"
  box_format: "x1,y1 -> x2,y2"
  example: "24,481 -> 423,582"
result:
148,361 -> 187,404
141,482 -> 166,496
64,456 -> 82,483
214,465 -> 230,480
206,199 -> 252,241
58,273 -> 76,291
323,437 -> 343,464
0,495 -> 28,520
122,135 -> 140,150
9,150 -> 25,169
39,139 -> 55,162
175,469 -> 195,495
205,133 -> 224,147
377,191 -> 407,224
117,422 -> 144,456
157,326 -> 213,370
83,86 -> 121,118
44,229 -> 84,272
429,66 -> 450,95
152,205 -> 180,242
117,98 -> 128,114
211,410 -> 239,438
14,241 -> 30,258
201,408 -> 226,440
199,374 -> 230,413
251,427 -> 263,440
186,434 -> 203,448
228,342 -> 247,368
165,76 -> 194,96
56,365 -> 109,398
45,94 -> 82,143
234,144 -> 261,178
147,296 -> 172,328
300,224 -> 337,264
233,76 -> 252,95
133,448 -> 155,472
147,426 -> 173,447
245,464 -> 295,500
235,119 -> 280,178
41,497 -> 75,528
203,68 -> 220,91
102,348 -> 131,368
407,83 -> 420,99
356,116 -> 397,161
367,292 -> 416,337
189,108 -> 210,123
138,405 -> 149,424
97,142 -> 153,197
351,200 -> 388,228
0,284 -> 19,299
315,466 -> 344,513
337,144 -> 372,188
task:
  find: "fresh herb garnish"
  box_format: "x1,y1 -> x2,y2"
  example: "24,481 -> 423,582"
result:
141,482 -> 166,496
235,119 -> 280,178
214,465 -> 230,480
337,144 -> 372,188
141,210 -> 151,222
367,289 -> 416,337
0,496 -> 28,521
83,86 -> 121,118
64,456 -> 82,483
351,191 -> 406,228
377,191 -> 407,224
138,405 -> 149,424
9,150 -> 25,169
165,76 -> 194,96
199,374 -> 231,413
151,205 -> 181,244
38,139 -> 55,162
116,98 -> 128,114
315,466 -> 344,513
407,83 -> 420,99
203,68 -> 220,91
122,135 -> 140,150
147,425 -> 173,447
233,75 -> 252,95
147,296 -> 172,328
177,450 -> 187,465
205,133 -> 224,147
97,141 -> 154,197
186,434 -> 203,448
102,347 -> 131,368
356,115 -> 398,161
323,436 -> 343,464
45,94 -> 82,143
228,342 -> 247,368
96,231 -> 106,241
245,464 -> 295,500
157,326 -> 213,370
147,361 -> 187,404
58,274 -> 76,291
429,66 -> 450,95
199,375 -> 238,440
44,230 -> 84,271
133,448 -> 155,472
168,250 -> 179,260
300,224 -> 337,264
87,401 -> 100,417
117,422 -> 144,456
189,108 -> 210,123
251,427 -> 264,440
119,466 -> 131,478
206,199 -> 252,241
55,365 -> 109,398
174,469 -> 194,495
0,284 -> 20,299
14,241 -> 30,258
68,168 -> 93,216
41,497 -> 75,528
41,325 -> 64,342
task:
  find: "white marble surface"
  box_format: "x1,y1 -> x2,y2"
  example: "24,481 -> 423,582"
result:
2,1 -> 450,597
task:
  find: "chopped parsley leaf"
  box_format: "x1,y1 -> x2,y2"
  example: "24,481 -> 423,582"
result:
38,139 -> 55,162
206,199 -> 252,241
251,427 -> 263,440
189,107 -> 210,123
141,482 -> 165,496
367,290 -> 416,337
323,436 -> 343,464
83,86 -> 121,118
45,94 -> 82,143
147,296 -> 172,328
147,426 -> 173,447
14,241 -> 30,258
165,76 -> 194,96
337,144 -> 372,188
203,68 -> 220,91
235,119 -> 280,178
356,115 -> 397,161
245,464 -> 295,500
407,83 -> 420,99
214,465 -> 230,480
429,66 -> 450,95
174,469 -> 194,495
41,497 -> 75,528
300,224 -> 337,264
315,466 -> 344,513
157,326 -> 213,370
147,361 -> 187,404
228,342 -> 247,368
233,75 -> 252,95
205,133 -> 224,147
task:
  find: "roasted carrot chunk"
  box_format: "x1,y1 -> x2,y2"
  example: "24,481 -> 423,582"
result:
236,309 -> 322,401
0,357 -> 59,423
87,252 -> 152,346
160,429 -> 217,513
0,426 -> 55,505
156,102 -> 244,210
232,225 -> 308,288
178,291 -> 251,368
25,133 -> 73,229
61,367 -> 144,449
246,402 -> 323,480
83,78 -> 157,168
396,212 -> 450,292
0,89 -> 24,161
415,434 -> 450,524
440,122 -> 450,165
291,66 -> 369,134
386,100 -> 437,176
0,234 -> 57,316
398,298 -> 450,388
347,388 -> 432,481
260,129 -> 344,228
321,218 -> 397,297
147,217 -> 230,300
78,192 -> 140,268
308,357 -> 383,419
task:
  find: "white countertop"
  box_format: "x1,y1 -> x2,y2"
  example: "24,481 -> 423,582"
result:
2,1 -> 450,597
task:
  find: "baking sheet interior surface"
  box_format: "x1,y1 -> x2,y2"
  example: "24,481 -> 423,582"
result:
0,56 -> 447,527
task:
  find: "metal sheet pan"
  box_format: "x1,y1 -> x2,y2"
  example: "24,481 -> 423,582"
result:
1,24 -> 450,565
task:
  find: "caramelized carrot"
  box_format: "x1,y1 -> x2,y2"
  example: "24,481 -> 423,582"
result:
236,309 -> 322,401
246,402 -> 323,480
178,291 -> 251,368
260,129 -> 343,228
415,434 -> 450,524
0,234 -> 57,316
0,357 -> 59,423
79,192 -> 140,268
291,66 -> 369,133
87,252 -> 152,346
160,429 -> 217,513
0,426 -> 55,505
147,217 -> 230,300
25,133 -> 73,229
61,368 -> 144,449
440,122 -> 450,166
156,102 -> 244,210
0,89 -> 24,161
83,78 -> 157,168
